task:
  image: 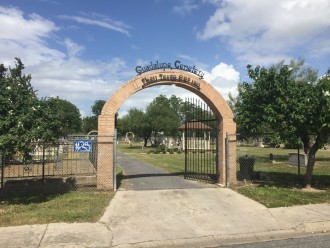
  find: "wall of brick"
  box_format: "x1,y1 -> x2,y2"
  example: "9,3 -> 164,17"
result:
98,70 -> 236,189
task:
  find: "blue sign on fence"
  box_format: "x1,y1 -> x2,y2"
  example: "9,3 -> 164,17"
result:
74,140 -> 93,152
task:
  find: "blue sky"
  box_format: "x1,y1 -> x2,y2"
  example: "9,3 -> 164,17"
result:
1,0 -> 330,117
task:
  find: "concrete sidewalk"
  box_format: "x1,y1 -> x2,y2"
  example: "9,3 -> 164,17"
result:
1,187 -> 329,248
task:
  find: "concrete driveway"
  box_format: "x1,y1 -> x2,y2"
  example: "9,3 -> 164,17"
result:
99,153 -> 294,247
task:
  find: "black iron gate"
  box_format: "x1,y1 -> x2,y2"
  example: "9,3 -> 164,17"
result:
183,98 -> 218,183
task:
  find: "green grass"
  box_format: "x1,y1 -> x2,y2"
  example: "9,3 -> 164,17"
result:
118,142 -> 186,173
0,191 -> 115,227
236,185 -> 330,208
237,146 -> 330,176
118,141 -> 330,207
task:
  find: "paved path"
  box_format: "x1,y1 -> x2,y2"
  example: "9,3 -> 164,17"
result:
117,151 -> 217,191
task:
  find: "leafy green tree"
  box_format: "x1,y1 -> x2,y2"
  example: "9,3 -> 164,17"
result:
235,60 -> 330,188
117,95 -> 218,146
33,97 -> 63,142
82,100 -> 106,133
35,97 -> 81,138
0,58 -> 40,160
53,98 -> 82,136
118,108 -> 152,146
82,116 -> 97,133
0,58 -> 83,162
92,100 -> 106,116
146,95 -> 181,138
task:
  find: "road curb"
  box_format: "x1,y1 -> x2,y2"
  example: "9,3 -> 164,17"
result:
297,220 -> 330,233
111,228 -> 328,248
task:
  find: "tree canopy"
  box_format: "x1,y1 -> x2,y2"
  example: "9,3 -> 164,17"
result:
0,58 -> 83,160
0,59 -> 39,159
117,95 -> 182,146
235,59 -> 330,187
117,95 -> 216,147
82,100 -> 106,133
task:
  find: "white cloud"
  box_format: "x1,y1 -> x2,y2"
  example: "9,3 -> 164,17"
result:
0,6 -> 63,66
204,62 -> 240,98
59,13 -> 131,36
0,6 -> 129,116
198,0 -> 330,66
64,38 -> 84,58
0,5 -> 240,118
0,6 -> 58,41
173,0 -> 199,15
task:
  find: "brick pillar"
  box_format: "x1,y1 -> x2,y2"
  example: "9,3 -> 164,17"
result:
217,118 -> 237,185
97,115 -> 115,190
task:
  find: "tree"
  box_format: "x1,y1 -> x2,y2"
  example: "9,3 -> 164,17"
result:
33,97 -> 63,142
82,100 -> 106,133
146,95 -> 181,138
0,58 -> 84,162
118,108 -> 152,146
82,116 -> 97,133
36,97 -> 82,138
92,100 -> 106,116
53,98 -> 82,136
117,95 -> 184,146
0,58 -> 40,160
235,60 -> 330,188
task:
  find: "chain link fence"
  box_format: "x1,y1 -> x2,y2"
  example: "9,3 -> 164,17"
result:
0,135 -> 116,199
227,134 -> 330,187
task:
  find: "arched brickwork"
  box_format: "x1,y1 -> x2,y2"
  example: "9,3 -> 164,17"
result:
97,69 -> 236,189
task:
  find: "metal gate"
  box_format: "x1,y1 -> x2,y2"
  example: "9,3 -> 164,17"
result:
183,98 -> 218,183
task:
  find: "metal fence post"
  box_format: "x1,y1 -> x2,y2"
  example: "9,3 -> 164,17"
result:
297,145 -> 301,176
1,154 -> 4,191
113,130 -> 117,191
42,143 -> 45,182
225,132 -> 230,188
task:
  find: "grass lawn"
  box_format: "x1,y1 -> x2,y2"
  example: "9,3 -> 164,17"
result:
235,185 -> 330,208
0,190 -> 114,227
118,141 -> 330,208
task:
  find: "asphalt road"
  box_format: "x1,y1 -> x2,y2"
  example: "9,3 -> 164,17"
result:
117,151 -> 217,190
216,233 -> 330,248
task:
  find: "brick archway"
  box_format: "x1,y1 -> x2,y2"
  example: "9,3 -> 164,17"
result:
97,69 -> 236,189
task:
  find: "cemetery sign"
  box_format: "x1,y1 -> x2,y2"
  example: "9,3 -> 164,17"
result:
135,60 -> 205,79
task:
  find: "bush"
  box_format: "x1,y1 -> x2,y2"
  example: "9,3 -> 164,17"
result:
177,150 -> 182,154
153,144 -> 166,154
159,144 -> 166,153
168,149 -> 174,154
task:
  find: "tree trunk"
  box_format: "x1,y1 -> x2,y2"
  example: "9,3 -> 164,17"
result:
303,137 -> 321,188
304,149 -> 316,188
143,137 -> 148,147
